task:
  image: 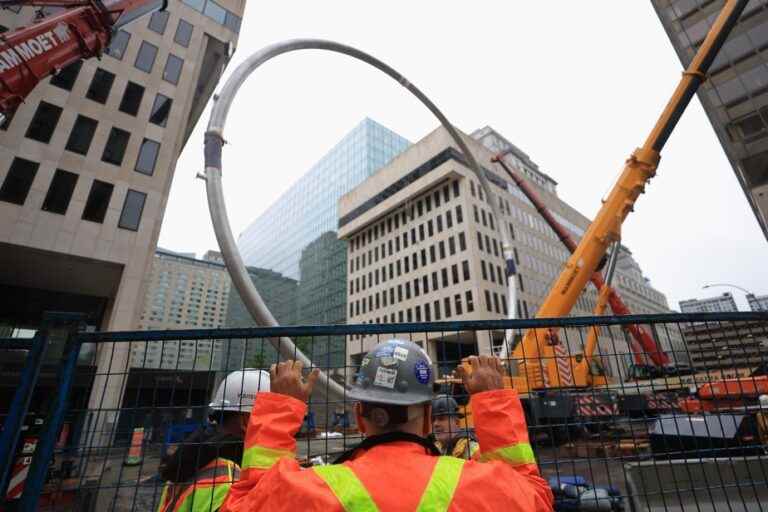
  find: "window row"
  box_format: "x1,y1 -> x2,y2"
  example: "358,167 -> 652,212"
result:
349,235 -> 469,295
351,290 -> 476,323
349,261 -> 472,317
181,0 -> 243,33
23,101 -> 164,175
484,289 -> 509,316
350,210 -> 466,274
0,158 -> 147,231
350,180 -> 462,253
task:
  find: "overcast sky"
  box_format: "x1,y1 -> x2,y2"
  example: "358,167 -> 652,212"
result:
159,1 -> 768,312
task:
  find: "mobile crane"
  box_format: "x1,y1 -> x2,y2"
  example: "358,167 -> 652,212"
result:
506,0 -> 748,396
0,0 -> 167,124
491,152 -> 672,381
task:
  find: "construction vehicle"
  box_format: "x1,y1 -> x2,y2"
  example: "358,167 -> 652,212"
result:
0,0 -> 167,123
495,0 -> 747,398
491,153 -> 672,381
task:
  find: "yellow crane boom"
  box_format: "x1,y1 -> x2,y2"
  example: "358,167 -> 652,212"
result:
513,0 -> 749,391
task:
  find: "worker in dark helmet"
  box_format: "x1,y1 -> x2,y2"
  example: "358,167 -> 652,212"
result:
222,340 -> 553,511
431,394 -> 479,460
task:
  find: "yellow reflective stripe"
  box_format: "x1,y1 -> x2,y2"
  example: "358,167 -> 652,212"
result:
480,442 -> 536,466
416,457 -> 465,512
241,445 -> 293,470
313,465 -> 379,512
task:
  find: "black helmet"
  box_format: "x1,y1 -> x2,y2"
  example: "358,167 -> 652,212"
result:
347,339 -> 434,406
431,395 -> 463,418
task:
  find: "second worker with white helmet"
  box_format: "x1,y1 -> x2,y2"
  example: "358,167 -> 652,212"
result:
156,369 -> 270,512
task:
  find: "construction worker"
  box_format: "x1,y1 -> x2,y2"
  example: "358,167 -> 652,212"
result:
156,369 -> 270,512
221,340 -> 553,511
431,394 -> 479,460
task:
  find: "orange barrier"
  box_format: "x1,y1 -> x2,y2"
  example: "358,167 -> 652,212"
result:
124,427 -> 145,466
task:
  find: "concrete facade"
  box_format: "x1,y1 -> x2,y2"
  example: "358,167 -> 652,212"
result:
682,320 -> 768,371
652,1 -> 768,240
338,126 -> 677,379
0,1 -> 244,437
679,292 -> 739,313
747,293 -> 768,311
132,249 -> 230,370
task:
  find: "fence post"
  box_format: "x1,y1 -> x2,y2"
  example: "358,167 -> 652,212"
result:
0,330 -> 49,501
17,313 -> 86,511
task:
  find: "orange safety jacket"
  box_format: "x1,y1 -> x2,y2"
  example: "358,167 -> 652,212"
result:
157,457 -> 240,512
221,389 -> 554,511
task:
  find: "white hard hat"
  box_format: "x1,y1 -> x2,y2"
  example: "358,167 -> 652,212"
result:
209,369 -> 270,413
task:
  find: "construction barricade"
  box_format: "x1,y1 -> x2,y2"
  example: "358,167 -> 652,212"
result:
0,311 -> 767,511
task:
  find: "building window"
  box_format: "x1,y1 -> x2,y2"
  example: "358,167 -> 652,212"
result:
119,82 -> 145,116
449,237 -> 456,255
453,180 -> 460,198
26,101 -> 62,143
455,205 -> 463,223
204,0 -> 227,23
0,158 -> 38,205
50,61 -> 82,90
134,41 -> 159,73
65,115 -> 98,155
493,293 -> 501,314
459,232 -> 466,251
452,264 -> 459,284
174,19 -> 194,47
485,290 -> 492,312
135,138 -> 161,176
224,11 -> 242,33
42,169 -> 78,215
434,300 -> 441,321
82,180 -> 114,223
481,261 -> 488,280
462,260 -> 470,281
119,189 -> 147,231
86,68 -> 115,104
444,297 -> 452,318
441,268 -> 449,287
466,291 -> 474,313
102,127 -> 131,165
455,294 -> 463,316
148,10 -> 170,34
163,54 -> 184,84
149,94 -> 173,127
106,30 -> 131,60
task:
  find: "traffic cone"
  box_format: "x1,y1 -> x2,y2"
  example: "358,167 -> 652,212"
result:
124,427 -> 144,466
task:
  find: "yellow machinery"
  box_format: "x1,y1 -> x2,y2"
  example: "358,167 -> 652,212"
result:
507,0 -> 747,393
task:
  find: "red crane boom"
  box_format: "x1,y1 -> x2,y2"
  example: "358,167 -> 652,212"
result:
492,152 -> 671,371
0,0 -> 166,117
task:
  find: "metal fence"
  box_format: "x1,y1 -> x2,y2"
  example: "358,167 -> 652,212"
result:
2,312 -> 768,511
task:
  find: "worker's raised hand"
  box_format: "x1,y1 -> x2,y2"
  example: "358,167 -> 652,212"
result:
456,355 -> 504,395
270,360 -> 320,402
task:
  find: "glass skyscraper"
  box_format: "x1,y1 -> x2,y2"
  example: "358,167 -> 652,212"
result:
652,1 -> 768,240
231,118 -> 411,365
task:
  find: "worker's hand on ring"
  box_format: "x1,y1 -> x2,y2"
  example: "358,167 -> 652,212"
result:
456,355 -> 504,395
270,360 -> 320,402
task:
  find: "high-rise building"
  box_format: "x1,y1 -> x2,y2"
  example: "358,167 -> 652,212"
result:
747,292 -> 768,311
132,249 -> 230,370
234,118 -> 410,365
651,1 -> 768,240
682,320 -> 768,371
0,1 -> 244,422
339,126 -> 678,379
679,292 -> 739,313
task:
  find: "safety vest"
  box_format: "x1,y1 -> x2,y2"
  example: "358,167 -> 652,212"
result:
157,458 -> 240,512
312,456 -> 465,511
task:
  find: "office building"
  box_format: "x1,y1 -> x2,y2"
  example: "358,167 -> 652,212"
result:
339,126 -> 678,378
747,292 -> 768,311
234,118 -> 410,365
679,292 -> 739,313
0,1 -> 244,425
682,320 -> 768,371
652,1 -> 768,240
131,249 -> 230,370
